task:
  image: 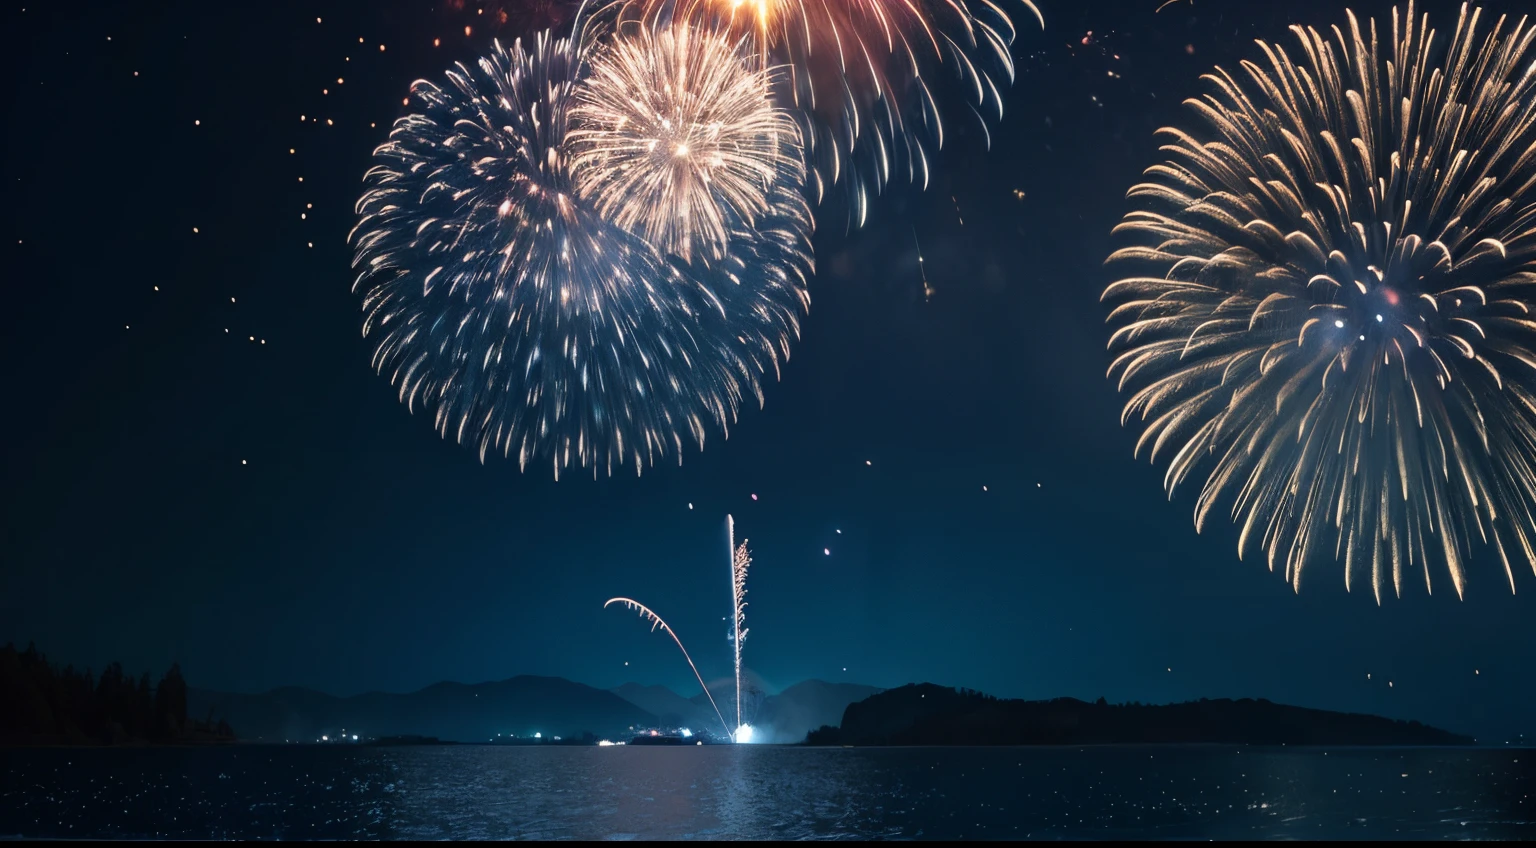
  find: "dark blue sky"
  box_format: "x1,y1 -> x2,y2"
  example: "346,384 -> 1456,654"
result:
3,0 -> 1531,743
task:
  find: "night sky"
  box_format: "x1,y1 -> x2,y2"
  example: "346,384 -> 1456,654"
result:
4,0 -> 1531,744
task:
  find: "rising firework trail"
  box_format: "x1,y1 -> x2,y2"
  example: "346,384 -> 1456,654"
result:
604,597 -> 733,738
727,514 -> 752,739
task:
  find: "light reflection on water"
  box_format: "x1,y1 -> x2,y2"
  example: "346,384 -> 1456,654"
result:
1,745 -> 1531,840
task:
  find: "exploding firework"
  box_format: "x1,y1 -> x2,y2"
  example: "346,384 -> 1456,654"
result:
1104,2 -> 1536,600
603,0 -> 1041,225
727,514 -> 751,733
605,597 -> 734,738
350,30 -> 813,478
570,25 -> 799,263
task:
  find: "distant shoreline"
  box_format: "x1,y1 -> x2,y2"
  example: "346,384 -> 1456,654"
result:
8,647 -> 1491,749
7,740 -> 1518,751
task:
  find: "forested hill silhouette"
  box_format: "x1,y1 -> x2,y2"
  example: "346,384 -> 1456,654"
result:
0,643 -> 233,746
804,684 -> 1474,746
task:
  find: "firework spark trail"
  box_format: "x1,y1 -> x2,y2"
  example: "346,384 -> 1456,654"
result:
913,225 -> 933,300
728,514 -> 751,735
1104,1 -> 1536,600
600,0 -> 1042,227
604,597 -> 733,738
349,26 -> 813,478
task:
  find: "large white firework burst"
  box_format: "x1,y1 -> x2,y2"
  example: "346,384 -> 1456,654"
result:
1105,2 -> 1536,600
350,30 -> 813,478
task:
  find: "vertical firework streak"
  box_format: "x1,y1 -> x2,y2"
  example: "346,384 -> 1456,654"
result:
604,598 -> 733,738
728,514 -> 751,735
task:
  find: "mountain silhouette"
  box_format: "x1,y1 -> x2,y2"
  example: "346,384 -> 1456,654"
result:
608,683 -> 714,729
753,681 -> 883,743
191,676 -> 656,742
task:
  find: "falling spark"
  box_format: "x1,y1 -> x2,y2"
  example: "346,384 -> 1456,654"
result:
605,597 -> 732,738
914,226 -> 933,299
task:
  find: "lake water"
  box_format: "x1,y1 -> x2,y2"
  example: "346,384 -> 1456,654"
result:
1,745 -> 1531,840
